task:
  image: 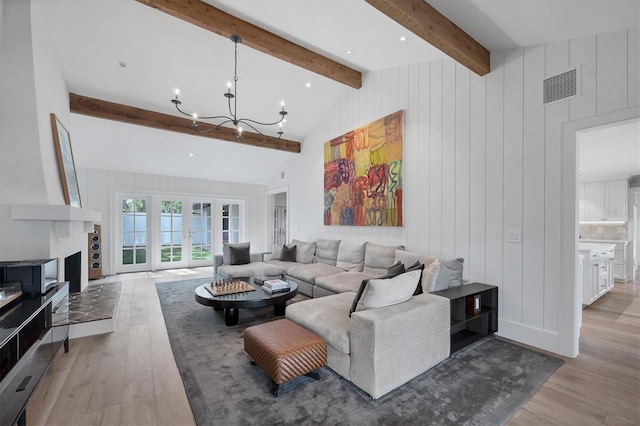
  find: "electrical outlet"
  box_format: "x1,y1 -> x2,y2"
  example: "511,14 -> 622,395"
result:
617,227 -> 626,234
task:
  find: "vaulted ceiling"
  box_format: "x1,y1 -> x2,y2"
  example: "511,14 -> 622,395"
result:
38,0 -> 639,184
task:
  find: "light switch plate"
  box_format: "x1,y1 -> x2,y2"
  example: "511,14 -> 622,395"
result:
507,229 -> 522,243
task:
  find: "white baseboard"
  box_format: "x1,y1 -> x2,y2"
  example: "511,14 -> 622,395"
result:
497,319 -> 559,354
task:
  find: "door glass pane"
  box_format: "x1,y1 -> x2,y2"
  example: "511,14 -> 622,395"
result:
121,198 -> 147,266
191,202 -> 211,261
160,200 -> 183,263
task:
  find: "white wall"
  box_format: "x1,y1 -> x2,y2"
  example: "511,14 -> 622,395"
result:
267,29 -> 640,356
77,167 -> 267,276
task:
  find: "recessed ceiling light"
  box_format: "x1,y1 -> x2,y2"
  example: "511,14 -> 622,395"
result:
346,50 -> 352,55
399,36 -> 406,42
306,82 -> 311,88
119,61 -> 127,68
189,153 -> 194,157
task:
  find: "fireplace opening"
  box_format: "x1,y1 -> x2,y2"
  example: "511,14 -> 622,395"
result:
65,251 -> 82,293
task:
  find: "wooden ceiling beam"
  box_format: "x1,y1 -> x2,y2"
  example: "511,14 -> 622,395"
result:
365,0 -> 490,76
69,94 -> 301,153
136,0 -> 362,89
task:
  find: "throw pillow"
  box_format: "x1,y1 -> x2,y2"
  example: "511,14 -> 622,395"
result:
386,261 -> 405,277
435,258 -> 465,288
349,279 -> 369,317
422,258 -> 443,292
279,244 -> 297,262
229,245 -> 251,265
222,242 -> 250,265
353,270 -> 422,312
406,261 -> 425,295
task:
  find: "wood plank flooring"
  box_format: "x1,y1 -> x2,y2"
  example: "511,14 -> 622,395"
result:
27,268 -> 639,425
508,273 -> 640,425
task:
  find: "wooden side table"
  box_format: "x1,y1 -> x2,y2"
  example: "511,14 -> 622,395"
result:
432,283 -> 498,353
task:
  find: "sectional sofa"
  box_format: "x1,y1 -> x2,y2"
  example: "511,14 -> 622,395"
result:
216,239 -> 464,399
215,238 -> 464,298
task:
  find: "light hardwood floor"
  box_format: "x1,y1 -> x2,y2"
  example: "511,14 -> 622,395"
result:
27,268 -> 639,425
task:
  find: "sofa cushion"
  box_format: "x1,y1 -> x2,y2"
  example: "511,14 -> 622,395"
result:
435,258 -> 464,288
394,249 -> 437,269
223,242 -> 250,265
363,243 -> 399,276
422,258 -> 444,292
280,244 -> 297,262
353,270 -> 422,312
229,245 -> 251,265
266,259 -> 299,272
291,239 -> 316,264
286,262 -> 345,284
316,239 -> 341,265
336,241 -> 367,272
315,271 -> 374,294
286,292 -> 355,355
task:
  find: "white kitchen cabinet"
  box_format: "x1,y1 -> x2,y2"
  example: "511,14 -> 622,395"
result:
580,180 -> 628,222
579,243 -> 615,305
578,184 -> 586,222
582,239 -> 632,282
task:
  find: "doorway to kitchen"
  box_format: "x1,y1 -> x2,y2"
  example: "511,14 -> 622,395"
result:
560,106 -> 639,358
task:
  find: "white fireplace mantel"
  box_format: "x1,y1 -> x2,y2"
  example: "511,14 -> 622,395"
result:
11,204 -> 101,238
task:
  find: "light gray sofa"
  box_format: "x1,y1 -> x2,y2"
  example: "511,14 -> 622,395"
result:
286,283 -> 451,399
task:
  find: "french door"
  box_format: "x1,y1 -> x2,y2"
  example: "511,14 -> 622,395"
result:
156,198 -> 213,269
119,197 -> 150,272
117,195 -> 240,273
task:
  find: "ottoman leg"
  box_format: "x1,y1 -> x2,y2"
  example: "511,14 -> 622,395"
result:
271,381 -> 282,397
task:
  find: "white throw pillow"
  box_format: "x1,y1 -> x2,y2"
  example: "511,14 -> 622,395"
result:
355,270 -> 421,311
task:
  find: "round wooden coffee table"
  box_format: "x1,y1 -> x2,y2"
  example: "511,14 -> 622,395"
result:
194,279 -> 298,326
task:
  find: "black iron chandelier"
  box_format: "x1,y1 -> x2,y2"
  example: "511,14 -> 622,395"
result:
171,34 -> 288,140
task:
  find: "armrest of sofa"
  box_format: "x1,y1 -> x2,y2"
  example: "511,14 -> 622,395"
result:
349,293 -> 450,399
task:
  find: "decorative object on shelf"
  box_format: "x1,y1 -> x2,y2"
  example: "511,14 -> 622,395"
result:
171,35 -> 288,140
323,110 -> 404,227
466,294 -> 481,315
50,113 -> 82,208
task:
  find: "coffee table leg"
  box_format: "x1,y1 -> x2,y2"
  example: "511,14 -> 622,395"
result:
224,308 -> 239,326
274,302 -> 286,316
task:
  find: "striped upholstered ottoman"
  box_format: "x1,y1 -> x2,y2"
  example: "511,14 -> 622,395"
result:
244,318 -> 327,396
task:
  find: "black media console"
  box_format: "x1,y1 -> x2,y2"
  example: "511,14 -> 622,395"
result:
0,282 -> 69,426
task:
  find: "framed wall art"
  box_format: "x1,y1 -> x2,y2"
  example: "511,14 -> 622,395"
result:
323,110 -> 403,227
50,113 -> 82,208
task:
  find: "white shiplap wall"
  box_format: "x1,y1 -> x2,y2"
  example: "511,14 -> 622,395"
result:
77,167 -> 267,276
266,29 -> 639,356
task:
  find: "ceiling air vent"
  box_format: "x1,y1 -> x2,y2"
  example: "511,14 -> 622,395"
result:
543,68 -> 578,105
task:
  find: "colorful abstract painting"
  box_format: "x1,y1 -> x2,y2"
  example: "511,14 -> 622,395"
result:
323,110 -> 403,227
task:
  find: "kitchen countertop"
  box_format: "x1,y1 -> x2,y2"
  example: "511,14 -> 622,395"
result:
579,242 -> 616,251
580,239 -> 629,244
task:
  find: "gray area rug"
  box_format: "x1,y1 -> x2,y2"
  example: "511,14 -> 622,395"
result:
156,278 -> 563,426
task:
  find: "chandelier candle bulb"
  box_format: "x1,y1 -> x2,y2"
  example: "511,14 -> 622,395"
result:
170,34 -> 288,139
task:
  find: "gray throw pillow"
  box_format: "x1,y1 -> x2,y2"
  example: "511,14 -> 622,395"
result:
280,244 -> 297,262
435,258 -> 464,288
229,245 -> 251,265
223,242 -> 250,265
386,261 -> 405,277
